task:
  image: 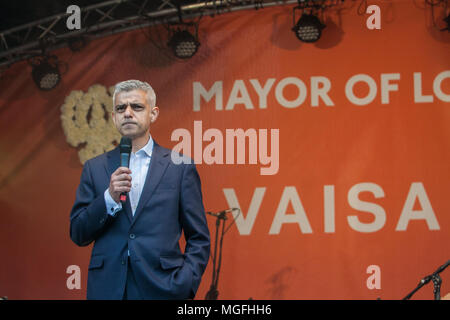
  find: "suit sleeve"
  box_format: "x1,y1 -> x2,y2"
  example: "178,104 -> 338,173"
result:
70,160 -> 113,247
179,162 -> 211,298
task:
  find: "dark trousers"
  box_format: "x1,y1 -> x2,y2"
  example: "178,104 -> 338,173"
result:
123,258 -> 143,300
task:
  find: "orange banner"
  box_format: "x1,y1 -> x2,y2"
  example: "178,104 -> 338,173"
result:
0,1 -> 449,299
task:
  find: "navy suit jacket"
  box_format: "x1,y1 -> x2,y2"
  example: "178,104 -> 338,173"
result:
69,142 -> 210,299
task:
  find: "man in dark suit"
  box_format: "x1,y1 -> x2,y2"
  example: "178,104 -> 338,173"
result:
70,80 -> 210,300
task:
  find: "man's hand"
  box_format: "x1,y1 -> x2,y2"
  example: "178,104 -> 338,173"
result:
109,167 -> 132,203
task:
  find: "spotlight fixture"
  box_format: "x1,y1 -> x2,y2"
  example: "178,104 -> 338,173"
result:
292,13 -> 326,43
166,5 -> 201,59
167,28 -> 200,59
29,55 -> 61,90
442,14 -> 450,32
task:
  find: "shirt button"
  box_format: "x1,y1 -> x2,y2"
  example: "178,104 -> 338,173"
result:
129,234 -> 135,239
121,260 -> 126,265
100,218 -> 105,224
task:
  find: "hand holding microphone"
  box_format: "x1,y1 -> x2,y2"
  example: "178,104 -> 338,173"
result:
108,137 -> 132,204
109,167 -> 132,204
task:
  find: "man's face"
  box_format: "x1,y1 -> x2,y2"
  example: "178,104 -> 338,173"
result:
112,89 -> 158,140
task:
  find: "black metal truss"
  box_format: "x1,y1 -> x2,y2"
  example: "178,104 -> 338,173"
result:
0,0 -> 356,68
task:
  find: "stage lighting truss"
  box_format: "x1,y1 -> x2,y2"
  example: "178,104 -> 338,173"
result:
292,1 -> 328,43
29,55 -> 61,90
0,0 -> 446,69
1,0 -> 315,69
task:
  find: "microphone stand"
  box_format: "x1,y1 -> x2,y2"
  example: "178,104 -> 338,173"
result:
205,211 -> 228,300
403,260 -> 450,300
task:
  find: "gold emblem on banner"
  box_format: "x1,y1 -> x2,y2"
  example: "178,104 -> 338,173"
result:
60,84 -> 120,164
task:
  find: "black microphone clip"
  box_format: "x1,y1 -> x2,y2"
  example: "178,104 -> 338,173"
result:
206,208 -> 238,220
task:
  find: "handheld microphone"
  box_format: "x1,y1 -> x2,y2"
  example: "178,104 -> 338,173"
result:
119,136 -> 132,203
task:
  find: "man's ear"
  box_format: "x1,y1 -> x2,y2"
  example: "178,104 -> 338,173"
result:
111,112 -> 116,126
150,106 -> 159,123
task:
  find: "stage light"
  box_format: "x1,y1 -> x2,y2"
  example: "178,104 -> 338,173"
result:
30,55 -> 61,90
292,13 -> 326,43
167,29 -> 200,59
442,14 -> 450,32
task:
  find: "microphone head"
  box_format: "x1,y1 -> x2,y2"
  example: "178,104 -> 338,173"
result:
119,136 -> 132,154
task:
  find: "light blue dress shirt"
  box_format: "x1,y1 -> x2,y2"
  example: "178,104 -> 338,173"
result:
104,135 -> 154,217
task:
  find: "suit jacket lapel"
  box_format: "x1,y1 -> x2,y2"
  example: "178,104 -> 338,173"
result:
130,142 -> 170,227
106,146 -> 133,223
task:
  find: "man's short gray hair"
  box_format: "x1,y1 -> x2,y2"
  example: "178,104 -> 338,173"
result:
113,79 -> 156,108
